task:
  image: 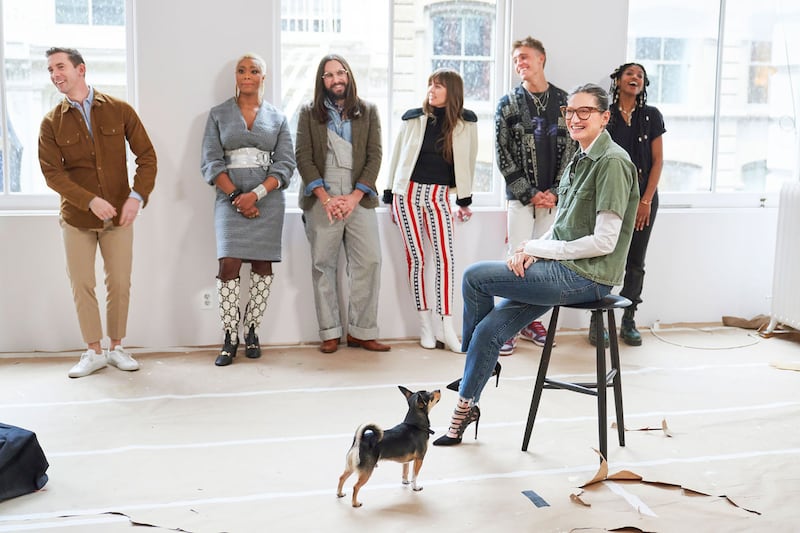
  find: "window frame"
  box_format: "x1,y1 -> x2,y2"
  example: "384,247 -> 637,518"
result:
630,0 -> 799,210
276,0 -> 507,209
0,0 -> 132,212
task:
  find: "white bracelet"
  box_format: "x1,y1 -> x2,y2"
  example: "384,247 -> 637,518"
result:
252,184 -> 268,200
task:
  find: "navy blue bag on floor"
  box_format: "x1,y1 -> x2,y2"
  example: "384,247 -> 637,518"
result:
0,423 -> 49,502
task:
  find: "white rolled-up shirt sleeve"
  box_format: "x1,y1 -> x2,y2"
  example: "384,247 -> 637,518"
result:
523,210 -> 623,260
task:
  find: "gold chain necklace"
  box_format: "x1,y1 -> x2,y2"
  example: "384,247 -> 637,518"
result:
525,87 -> 550,115
619,105 -> 635,126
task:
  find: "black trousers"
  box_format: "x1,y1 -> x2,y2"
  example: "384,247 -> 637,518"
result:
620,192 -> 658,313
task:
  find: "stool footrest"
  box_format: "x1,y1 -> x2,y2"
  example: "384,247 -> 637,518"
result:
544,369 -> 619,395
544,379 -> 597,396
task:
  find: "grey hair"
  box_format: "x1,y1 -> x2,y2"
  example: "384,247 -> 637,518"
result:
568,83 -> 609,112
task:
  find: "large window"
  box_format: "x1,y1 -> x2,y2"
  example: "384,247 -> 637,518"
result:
0,0 -> 127,200
628,0 -> 800,195
54,0 -> 124,26
280,0 -> 500,200
429,4 -> 494,101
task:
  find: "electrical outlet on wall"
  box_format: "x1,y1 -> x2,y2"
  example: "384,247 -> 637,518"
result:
200,290 -> 214,310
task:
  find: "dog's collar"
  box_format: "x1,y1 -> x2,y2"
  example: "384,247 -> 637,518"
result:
407,422 -> 434,435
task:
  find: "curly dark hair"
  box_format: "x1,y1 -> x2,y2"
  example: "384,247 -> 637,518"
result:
609,62 -> 649,110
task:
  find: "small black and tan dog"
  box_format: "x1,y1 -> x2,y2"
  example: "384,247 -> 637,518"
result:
336,386 -> 441,507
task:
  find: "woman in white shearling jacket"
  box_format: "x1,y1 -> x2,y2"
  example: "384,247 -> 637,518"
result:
383,68 -> 478,352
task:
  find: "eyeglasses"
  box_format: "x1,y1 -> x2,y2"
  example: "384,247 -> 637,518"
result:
321,69 -> 348,80
559,106 -> 602,120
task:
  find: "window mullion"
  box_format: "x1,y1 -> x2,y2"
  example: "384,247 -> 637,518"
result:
710,0 -> 727,193
0,0 -> 6,195
387,0 -> 394,169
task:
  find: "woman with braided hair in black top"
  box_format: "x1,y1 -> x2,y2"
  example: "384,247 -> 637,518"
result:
605,62 -> 665,346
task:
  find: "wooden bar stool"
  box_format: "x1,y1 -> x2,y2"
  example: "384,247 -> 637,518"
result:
521,295 -> 631,460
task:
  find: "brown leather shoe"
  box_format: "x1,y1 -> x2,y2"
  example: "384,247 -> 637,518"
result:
319,338 -> 339,353
346,334 -> 391,352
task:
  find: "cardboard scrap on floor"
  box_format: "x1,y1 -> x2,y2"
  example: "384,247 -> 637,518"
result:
722,314 -> 771,330
611,419 -> 672,438
567,449 -> 760,530
100,511 -> 192,532
721,313 -> 800,341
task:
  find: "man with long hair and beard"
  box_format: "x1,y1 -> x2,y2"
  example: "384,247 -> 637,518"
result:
295,54 -> 390,354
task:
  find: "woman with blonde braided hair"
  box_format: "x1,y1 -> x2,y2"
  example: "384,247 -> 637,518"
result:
605,62 -> 665,346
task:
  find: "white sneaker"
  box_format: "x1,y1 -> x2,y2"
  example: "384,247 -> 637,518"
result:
107,345 -> 140,371
68,350 -> 107,378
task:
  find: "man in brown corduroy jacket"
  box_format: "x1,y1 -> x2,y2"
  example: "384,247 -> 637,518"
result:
39,47 -> 157,378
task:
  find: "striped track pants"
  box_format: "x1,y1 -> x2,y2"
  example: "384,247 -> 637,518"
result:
392,181 -> 455,316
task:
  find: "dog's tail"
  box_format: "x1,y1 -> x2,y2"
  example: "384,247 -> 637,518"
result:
347,423 -> 383,468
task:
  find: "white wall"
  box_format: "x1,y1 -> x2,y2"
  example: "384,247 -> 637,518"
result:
0,0 -> 779,352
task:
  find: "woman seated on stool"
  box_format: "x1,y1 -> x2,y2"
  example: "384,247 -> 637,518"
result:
434,83 -> 639,446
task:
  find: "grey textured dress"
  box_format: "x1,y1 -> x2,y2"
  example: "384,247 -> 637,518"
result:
201,98 -> 295,260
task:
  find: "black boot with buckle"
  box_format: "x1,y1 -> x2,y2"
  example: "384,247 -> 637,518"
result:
215,277 -> 240,367
588,312 -> 609,348
244,324 -> 261,359
620,308 -> 642,346
215,330 -> 239,366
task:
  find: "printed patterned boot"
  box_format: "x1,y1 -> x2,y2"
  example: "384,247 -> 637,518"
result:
216,277 -> 240,366
242,272 -> 273,358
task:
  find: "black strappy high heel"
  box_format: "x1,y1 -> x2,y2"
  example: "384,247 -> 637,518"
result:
432,405 -> 481,446
446,362 -> 502,392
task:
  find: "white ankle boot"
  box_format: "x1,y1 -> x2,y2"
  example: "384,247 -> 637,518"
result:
437,314 -> 463,353
418,310 -> 436,349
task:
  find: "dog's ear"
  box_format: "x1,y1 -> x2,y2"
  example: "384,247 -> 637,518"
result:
398,385 -> 413,399
416,394 -> 428,409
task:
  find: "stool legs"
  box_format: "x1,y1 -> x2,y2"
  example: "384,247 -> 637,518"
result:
521,306 -> 560,451
594,309 -> 608,459
608,309 -> 626,447
521,306 -> 627,460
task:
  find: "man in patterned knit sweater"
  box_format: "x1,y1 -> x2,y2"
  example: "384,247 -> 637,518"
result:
495,36 -> 577,355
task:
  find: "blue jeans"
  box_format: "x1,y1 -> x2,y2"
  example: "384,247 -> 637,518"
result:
459,259 -> 611,402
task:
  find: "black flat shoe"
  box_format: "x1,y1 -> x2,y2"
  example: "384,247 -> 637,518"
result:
215,331 -> 238,367
446,362 -> 501,392
244,325 -> 261,359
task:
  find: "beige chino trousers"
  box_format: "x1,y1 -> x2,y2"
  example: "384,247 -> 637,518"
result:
60,218 -> 133,344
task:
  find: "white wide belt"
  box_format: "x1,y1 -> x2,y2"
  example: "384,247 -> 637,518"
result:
225,147 -> 272,170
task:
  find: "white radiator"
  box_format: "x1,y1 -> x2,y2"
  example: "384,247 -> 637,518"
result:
766,181 -> 800,332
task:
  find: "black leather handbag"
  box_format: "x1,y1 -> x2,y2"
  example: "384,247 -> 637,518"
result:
0,423 -> 49,502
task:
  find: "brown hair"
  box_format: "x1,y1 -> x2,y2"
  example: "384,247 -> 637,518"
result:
421,68 -> 464,164
511,36 -> 546,67
45,47 -> 85,67
311,54 -> 362,123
